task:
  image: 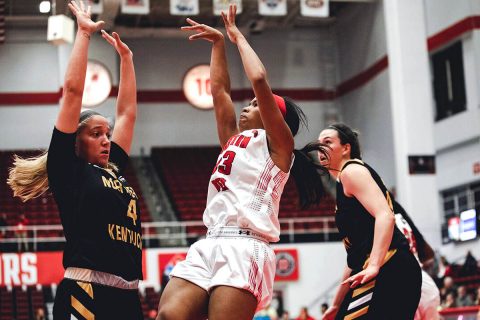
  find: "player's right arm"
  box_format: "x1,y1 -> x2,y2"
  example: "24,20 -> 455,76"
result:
181,19 -> 239,146
55,1 -> 104,133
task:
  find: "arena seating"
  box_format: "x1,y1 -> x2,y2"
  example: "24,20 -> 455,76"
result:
0,286 -> 47,320
0,284 -> 161,320
0,150 -> 151,240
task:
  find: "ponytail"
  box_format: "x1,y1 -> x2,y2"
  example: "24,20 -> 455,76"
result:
277,96 -> 331,208
7,152 -> 49,202
291,141 -> 330,209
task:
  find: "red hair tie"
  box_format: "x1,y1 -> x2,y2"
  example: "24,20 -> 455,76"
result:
273,94 -> 287,118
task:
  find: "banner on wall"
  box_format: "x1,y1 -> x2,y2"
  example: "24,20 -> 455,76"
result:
0,248 -> 298,286
213,0 -> 242,16
121,0 -> 150,15
154,248 -> 299,284
300,0 -> 329,18
274,248 -> 299,281
170,0 -> 199,15
158,252 -> 188,285
258,0 -> 287,16
87,0 -> 103,14
0,252 -> 63,286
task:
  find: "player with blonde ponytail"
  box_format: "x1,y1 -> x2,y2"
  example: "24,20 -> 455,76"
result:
8,1 -> 143,318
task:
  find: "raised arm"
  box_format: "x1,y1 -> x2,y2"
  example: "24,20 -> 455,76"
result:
101,31 -> 137,154
181,19 -> 238,146
56,1 -> 104,133
222,4 -> 293,168
341,164 -> 395,287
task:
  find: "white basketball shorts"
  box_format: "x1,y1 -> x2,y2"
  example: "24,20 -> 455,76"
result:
169,236 -> 276,311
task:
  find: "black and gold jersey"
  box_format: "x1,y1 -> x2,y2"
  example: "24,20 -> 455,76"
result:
335,160 -> 408,271
47,128 -> 142,281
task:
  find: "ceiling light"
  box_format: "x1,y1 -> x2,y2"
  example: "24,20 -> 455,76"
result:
39,1 -> 51,14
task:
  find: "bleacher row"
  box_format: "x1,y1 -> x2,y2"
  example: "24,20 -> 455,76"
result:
1,147 -> 336,242
0,150 -> 151,240
0,286 -> 48,320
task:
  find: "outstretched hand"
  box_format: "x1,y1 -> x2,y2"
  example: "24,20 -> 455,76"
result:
101,30 -> 132,58
68,0 -> 104,34
181,18 -> 224,43
221,4 -> 243,44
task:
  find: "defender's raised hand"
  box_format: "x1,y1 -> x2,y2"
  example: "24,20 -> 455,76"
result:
221,4 -> 243,44
181,18 -> 224,43
68,0 -> 105,34
101,30 -> 132,58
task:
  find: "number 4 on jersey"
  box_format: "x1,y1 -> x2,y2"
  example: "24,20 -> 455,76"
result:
127,199 -> 138,226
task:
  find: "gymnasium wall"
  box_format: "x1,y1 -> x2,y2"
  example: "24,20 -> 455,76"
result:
333,0 -> 480,255
333,1 -> 395,189
333,0 -> 480,189
424,0 -> 480,191
0,27 -> 335,154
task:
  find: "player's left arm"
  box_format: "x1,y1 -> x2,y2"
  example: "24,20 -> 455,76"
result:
102,31 -> 137,155
341,164 -> 395,288
222,4 -> 293,172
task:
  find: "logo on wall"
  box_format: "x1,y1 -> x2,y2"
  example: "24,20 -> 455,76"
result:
301,0 -> 329,17
263,0 -> 281,8
121,0 -> 150,15
258,0 -> 286,16
158,252 -> 187,285
213,0 -> 242,15
170,0 -> 199,15
305,0 -> 324,8
182,64 -> 214,110
275,249 -> 299,281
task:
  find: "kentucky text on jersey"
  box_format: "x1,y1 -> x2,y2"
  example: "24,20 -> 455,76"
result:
108,224 -> 142,249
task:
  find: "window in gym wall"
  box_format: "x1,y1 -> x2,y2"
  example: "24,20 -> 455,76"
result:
440,182 -> 480,243
431,41 -> 467,121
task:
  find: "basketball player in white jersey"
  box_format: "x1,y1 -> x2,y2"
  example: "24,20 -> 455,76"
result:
157,4 -> 329,320
393,200 -> 440,320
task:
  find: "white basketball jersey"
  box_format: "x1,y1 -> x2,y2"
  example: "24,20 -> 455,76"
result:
203,129 -> 292,242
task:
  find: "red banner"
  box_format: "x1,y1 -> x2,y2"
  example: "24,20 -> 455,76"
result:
0,252 -> 63,286
157,252 -> 187,285
0,248 -> 299,286
274,249 -> 299,281
154,248 -> 299,284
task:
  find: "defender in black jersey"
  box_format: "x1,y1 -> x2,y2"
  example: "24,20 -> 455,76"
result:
318,124 -> 421,320
8,2 -> 142,319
